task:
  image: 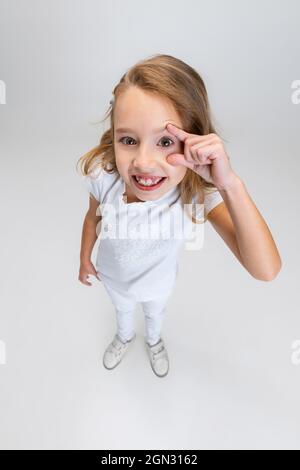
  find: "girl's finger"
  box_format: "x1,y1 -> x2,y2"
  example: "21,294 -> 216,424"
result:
192,143 -> 219,164
84,274 -> 92,286
185,134 -> 214,146
91,266 -> 101,281
166,153 -> 195,170
168,137 -> 199,166
190,139 -> 216,162
167,124 -> 211,143
166,123 -> 190,141
184,141 -> 195,164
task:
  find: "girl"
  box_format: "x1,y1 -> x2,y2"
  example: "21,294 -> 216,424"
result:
77,54 -> 282,378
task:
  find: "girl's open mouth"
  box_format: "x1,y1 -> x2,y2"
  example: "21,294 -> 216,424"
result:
131,175 -> 167,191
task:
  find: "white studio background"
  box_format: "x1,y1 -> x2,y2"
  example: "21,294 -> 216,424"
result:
0,0 -> 299,450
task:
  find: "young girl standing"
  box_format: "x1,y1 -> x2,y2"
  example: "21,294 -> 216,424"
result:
77,54 -> 282,378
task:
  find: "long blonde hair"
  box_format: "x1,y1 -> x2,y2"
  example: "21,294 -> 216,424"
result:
76,54 -> 227,223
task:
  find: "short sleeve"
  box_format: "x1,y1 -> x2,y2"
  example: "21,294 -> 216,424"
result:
204,188 -> 223,216
83,167 -> 104,202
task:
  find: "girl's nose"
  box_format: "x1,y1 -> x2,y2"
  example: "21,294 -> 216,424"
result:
132,152 -> 157,171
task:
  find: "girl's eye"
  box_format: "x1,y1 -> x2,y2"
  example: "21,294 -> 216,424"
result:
119,137 -> 135,146
118,136 -> 174,147
160,137 -> 174,147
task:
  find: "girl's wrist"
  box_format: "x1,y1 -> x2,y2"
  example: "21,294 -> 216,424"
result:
217,173 -> 243,193
80,253 -> 91,265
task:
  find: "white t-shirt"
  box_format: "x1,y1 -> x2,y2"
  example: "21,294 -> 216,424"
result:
83,167 -> 223,302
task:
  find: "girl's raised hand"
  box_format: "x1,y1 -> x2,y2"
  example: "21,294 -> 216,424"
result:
166,123 -> 238,190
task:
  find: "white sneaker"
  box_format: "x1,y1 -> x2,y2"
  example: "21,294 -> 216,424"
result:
146,337 -> 169,377
103,333 -> 136,370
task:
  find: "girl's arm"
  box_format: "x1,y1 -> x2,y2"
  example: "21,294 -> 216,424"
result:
208,175 -> 282,281
79,195 -> 102,286
165,124 -> 282,282
80,195 -> 101,263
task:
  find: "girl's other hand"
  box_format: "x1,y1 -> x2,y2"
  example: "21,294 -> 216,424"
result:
78,260 -> 101,286
166,123 -> 238,191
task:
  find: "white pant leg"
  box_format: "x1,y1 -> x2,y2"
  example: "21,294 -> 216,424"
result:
100,278 -> 138,343
115,307 -> 137,343
141,295 -> 171,346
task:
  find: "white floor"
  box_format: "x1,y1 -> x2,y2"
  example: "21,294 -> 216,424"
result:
1,240 -> 299,450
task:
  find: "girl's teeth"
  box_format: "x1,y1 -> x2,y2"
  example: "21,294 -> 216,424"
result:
136,176 -> 163,186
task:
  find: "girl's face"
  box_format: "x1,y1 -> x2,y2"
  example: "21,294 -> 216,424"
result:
113,87 -> 187,203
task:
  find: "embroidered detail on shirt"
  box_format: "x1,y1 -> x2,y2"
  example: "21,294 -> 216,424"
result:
109,238 -> 171,268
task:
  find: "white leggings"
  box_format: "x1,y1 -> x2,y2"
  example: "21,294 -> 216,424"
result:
116,296 -> 169,346
100,278 -> 172,346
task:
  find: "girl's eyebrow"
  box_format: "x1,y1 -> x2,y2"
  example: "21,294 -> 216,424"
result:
115,125 -> 171,134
